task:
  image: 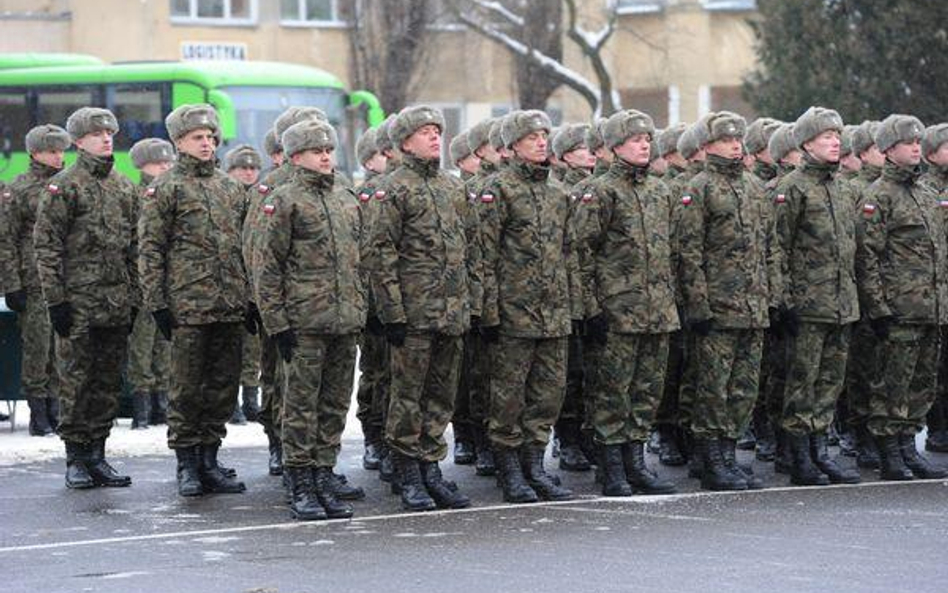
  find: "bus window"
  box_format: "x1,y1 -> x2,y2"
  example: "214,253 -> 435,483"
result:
106,83 -> 172,149
34,85 -> 101,130
0,88 -> 29,152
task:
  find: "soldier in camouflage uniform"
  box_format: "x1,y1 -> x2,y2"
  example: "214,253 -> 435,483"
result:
354,126 -> 389,470
254,120 -> 367,520
774,107 -> 861,486
678,112 -> 784,491
479,110 -> 578,503
845,120 -> 885,469
855,115 -> 948,481
839,125 -> 862,182
579,110 -> 679,496
139,104 -> 252,497
223,144 -> 263,426
920,124 -> 948,453
372,106 -> 476,512
745,118 -> 783,186
126,138 -> 175,429
550,122 -> 596,473
263,128 -> 284,173
2,125 -> 71,436
33,108 -> 137,489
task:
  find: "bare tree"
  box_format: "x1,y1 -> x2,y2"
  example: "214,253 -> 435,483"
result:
347,0 -> 435,114
452,0 -> 621,116
511,0 -> 564,110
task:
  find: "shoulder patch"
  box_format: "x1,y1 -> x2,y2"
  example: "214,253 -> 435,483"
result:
47,183 -> 61,195
144,187 -> 156,197
468,191 -> 477,203
681,194 -> 693,206
774,193 -> 786,204
257,184 -> 271,195
263,202 -> 276,216
358,191 -> 372,203
1,190 -> 10,200
374,190 -> 387,201
480,192 -> 495,204
939,200 -> 948,209
581,193 -> 593,204
862,203 -> 877,216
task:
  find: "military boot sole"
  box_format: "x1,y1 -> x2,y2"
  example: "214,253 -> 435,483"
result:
602,483 -> 633,497
904,465 -> 948,480
700,474 -> 748,491
400,496 -> 437,513
290,506 -> 327,521
200,476 -> 247,494
879,469 -> 915,481
856,455 -> 880,469
789,473 -> 830,486
528,483 -> 574,502
502,488 -> 539,504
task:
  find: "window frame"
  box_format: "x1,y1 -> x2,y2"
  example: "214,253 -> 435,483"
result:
615,0 -> 666,16
170,0 -> 259,27
279,0 -> 347,29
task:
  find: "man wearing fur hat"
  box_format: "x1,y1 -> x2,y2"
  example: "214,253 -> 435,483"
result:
126,138 -> 175,430
856,115 -> 948,481
773,107 -> 861,486
33,108 -> 138,489
479,110 -> 579,503
3,124 -> 72,436
678,111 -> 784,491
745,118 -> 783,185
138,104 -> 253,497
371,105 -> 477,512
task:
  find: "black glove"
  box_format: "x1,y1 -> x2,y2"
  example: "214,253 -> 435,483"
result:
470,315 -> 481,334
571,319 -> 584,337
480,324 -> 500,344
689,318 -> 713,337
274,329 -> 297,363
4,290 -> 26,314
152,308 -> 176,342
366,315 -> 384,336
384,322 -> 407,347
585,313 -> 609,345
870,315 -> 894,340
128,307 -> 139,335
244,302 -> 260,335
783,307 -> 801,338
48,302 -> 74,338
768,306 -> 786,338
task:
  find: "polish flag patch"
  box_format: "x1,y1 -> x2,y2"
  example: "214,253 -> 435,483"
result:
262,203 -> 276,216
257,184 -> 271,195
681,195 -> 693,206
939,200 -> 948,209
862,203 -> 877,216
358,192 -> 371,203
775,193 -> 786,204
144,187 -> 156,197
481,192 -> 495,204
581,193 -> 593,204
47,183 -> 61,195
374,190 -> 387,201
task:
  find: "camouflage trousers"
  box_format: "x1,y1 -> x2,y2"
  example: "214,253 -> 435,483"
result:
356,330 -> 389,444
691,329 -> 764,440
127,308 -> 170,393
845,320 -> 879,429
655,330 -> 686,428
240,329 -> 261,388
385,333 -> 462,462
453,330 -> 490,445
258,328 -> 284,440
489,336 -> 567,450
592,332 -> 670,445
56,325 -> 128,444
281,333 -> 356,468
554,334 -> 586,446
759,329 -> 791,428
868,324 -> 940,437
781,323 -> 851,436
17,289 -> 56,399
166,322 -> 242,450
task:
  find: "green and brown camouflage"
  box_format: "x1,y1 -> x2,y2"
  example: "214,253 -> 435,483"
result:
4,159 -> 62,293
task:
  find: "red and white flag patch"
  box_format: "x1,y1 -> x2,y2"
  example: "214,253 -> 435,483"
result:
374,190 -> 387,201
257,184 -> 270,195
262,203 -> 276,216
358,192 -> 371,203
939,200 -> 948,209
481,192 -> 495,204
144,187 -> 156,197
775,193 -> 786,204
862,203 -> 877,216
581,193 -> 593,204
681,195 -> 693,206
47,183 -> 61,195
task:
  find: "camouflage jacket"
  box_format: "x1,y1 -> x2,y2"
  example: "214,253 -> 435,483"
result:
920,164 -> 948,195
138,153 -> 248,325
33,151 -> 138,327
355,169 -> 387,317
254,166 -> 367,335
0,182 -> 13,293
850,163 -> 881,195
753,160 -> 778,184
579,157 -> 680,334
855,161 -> 948,324
562,166 -> 590,189
3,159 -> 61,293
479,157 -> 581,338
678,154 -> 784,329
774,157 -> 859,324
371,154 -> 477,336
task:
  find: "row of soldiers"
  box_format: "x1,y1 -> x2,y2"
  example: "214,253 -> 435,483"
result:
2,99 -> 947,522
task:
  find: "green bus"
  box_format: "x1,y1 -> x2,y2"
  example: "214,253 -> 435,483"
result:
0,55 -> 384,181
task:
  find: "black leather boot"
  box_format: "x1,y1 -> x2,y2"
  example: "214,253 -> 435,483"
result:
788,434 -> 829,486
379,446 -> 396,483
267,434 -> 284,476
392,453 -> 436,511
86,439 -> 132,487
657,425 -> 686,467
27,396 -> 53,436
559,443 -> 592,472
899,433 -> 948,479
285,466 -> 327,521
454,439 -> 476,465
46,397 -> 60,430
363,441 -> 382,470
810,433 -> 860,484
774,429 -> 792,474
241,385 -> 260,422
326,470 -> 365,500
622,441 -> 676,494
721,437 -> 763,489
175,446 -> 203,497
698,438 -> 747,491
736,426 -> 756,451
754,417 -> 777,462
64,442 -> 95,489
149,391 -> 168,425
131,392 -> 150,430
474,430 -> 496,476
421,461 -> 471,508
601,444 -> 632,497
521,446 -> 573,501
855,424 -> 881,469
494,447 -> 538,503
312,467 -> 354,519
876,435 -> 914,481
199,444 -> 246,493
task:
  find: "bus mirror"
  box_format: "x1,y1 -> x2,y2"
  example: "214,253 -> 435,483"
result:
207,89 -> 237,143
348,90 -> 385,128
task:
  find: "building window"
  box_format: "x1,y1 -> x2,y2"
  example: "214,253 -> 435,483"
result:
170,0 -> 257,26
0,89 -> 30,152
280,0 -> 347,26
702,0 -> 757,12
616,0 -> 665,15
106,83 -> 173,150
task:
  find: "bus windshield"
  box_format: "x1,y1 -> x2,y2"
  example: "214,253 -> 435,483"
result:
223,85 -> 350,172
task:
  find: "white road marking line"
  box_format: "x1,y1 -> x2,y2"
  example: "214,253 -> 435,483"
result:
0,478 -> 943,554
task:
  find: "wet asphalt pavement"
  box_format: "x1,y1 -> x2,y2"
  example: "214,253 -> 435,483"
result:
2,439 -> 947,593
